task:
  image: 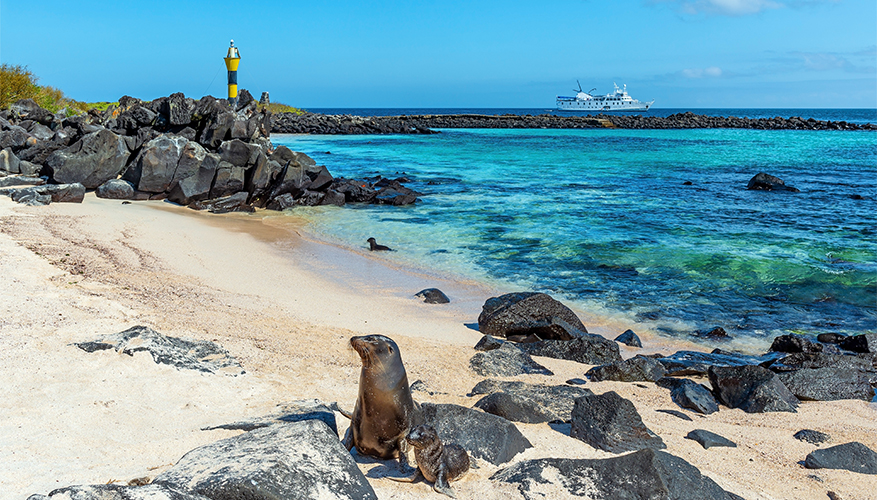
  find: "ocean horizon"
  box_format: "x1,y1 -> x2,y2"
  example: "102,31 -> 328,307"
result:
274,124 -> 877,351
305,108 -> 877,126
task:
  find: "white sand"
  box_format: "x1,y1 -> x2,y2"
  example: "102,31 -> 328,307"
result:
1,194 -> 875,500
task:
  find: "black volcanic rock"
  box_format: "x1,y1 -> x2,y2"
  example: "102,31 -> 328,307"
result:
477,292 -> 589,340
492,449 -> 741,500
747,172 -> 800,192
587,355 -> 667,382
415,288 -> 450,304
656,377 -> 719,414
708,365 -> 798,413
615,329 -> 642,347
469,342 -> 553,377
804,442 -> 877,474
470,379 -> 593,423
685,429 -> 737,449
518,335 -> 622,366
419,402 -> 531,465
794,429 -> 831,445
570,391 -> 666,453
778,367 -> 876,401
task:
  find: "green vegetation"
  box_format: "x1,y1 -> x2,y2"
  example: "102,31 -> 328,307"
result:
259,102 -> 307,115
0,63 -> 94,115
2,64 -> 304,116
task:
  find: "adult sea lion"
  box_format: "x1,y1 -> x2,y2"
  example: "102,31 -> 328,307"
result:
343,335 -> 419,468
392,424 -> 470,498
367,237 -> 392,251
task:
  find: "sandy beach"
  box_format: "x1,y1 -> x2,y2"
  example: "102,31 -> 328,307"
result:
1,194 -> 875,500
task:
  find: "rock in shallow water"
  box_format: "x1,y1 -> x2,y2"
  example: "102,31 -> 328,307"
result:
477,291 -> 588,340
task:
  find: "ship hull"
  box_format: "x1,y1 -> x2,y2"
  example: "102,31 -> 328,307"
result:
555,99 -> 652,112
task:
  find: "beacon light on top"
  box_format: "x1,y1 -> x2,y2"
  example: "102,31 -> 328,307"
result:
224,40 -> 241,107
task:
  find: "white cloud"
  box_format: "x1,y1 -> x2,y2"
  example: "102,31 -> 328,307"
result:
682,66 -> 724,78
650,0 -> 837,16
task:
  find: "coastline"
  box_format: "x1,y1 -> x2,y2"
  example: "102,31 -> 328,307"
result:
3,194 -> 876,500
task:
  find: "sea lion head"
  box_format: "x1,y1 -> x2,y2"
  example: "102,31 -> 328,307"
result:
350,335 -> 407,387
406,424 -> 439,450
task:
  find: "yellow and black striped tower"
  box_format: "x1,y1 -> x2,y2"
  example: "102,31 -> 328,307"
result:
224,40 -> 241,107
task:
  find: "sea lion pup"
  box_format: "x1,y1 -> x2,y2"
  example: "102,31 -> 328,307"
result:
343,335 -> 419,469
367,237 -> 392,251
391,425 -> 470,498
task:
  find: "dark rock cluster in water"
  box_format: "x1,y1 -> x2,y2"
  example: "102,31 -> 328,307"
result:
271,110 -> 877,134
1,92 -> 420,211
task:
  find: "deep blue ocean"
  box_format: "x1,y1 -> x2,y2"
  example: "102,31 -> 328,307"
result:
274,109 -> 877,349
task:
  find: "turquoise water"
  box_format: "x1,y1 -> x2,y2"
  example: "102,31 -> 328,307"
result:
274,128 -> 877,344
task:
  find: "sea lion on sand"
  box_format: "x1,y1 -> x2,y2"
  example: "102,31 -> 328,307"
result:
367,237 -> 392,251
391,425 -> 470,498
343,335 -> 419,468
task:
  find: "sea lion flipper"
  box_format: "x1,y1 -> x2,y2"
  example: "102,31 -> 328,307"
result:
342,426 -> 354,451
433,466 -> 456,499
387,468 -> 421,483
330,401 -> 354,420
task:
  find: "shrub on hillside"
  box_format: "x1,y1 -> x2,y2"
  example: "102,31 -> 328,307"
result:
0,64 -> 39,109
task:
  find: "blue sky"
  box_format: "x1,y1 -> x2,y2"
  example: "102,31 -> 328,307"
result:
1,0 -> 875,108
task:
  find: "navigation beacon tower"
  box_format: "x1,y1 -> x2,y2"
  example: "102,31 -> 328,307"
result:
224,40 -> 241,107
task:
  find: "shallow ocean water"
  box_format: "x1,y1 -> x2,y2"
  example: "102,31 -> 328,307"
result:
274,126 -> 877,347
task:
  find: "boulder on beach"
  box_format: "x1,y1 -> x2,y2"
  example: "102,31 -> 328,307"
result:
469,342 -> 553,377
656,377 -> 720,414
419,402 -> 532,465
492,449 -> 742,500
518,335 -> 622,366
615,329 -> 642,347
708,365 -> 799,413
415,288 -> 450,304
586,355 -> 668,382
804,442 -> 877,474
154,419 -> 377,499
27,483 -> 210,500
477,292 -> 588,341
470,379 -> 593,424
570,391 -> 666,453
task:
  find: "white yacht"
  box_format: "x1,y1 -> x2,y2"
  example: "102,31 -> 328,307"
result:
556,82 -> 654,112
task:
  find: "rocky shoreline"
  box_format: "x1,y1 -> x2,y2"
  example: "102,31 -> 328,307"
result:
0,90 -> 420,212
271,110 -> 877,134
